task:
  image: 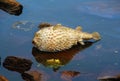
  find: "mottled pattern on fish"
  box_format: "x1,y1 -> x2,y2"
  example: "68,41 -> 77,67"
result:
32,23 -> 101,52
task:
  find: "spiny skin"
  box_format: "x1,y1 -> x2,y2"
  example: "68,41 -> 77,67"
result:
32,24 -> 101,52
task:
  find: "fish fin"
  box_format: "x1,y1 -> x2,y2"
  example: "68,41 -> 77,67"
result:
38,22 -> 52,29
76,26 -> 82,31
79,39 -> 85,45
92,32 -> 101,40
53,24 -> 62,30
80,42 -> 85,45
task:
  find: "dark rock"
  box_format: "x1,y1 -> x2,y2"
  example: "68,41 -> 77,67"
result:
3,56 -> 32,73
0,75 -> 8,81
21,73 -> 35,81
0,0 -> 23,15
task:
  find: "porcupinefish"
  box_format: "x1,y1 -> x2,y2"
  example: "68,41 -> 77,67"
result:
32,23 -> 101,52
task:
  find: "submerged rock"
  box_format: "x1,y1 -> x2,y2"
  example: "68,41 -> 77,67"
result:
3,56 -> 32,73
61,70 -> 80,81
0,0 -> 23,15
21,72 -> 35,81
32,23 -> 101,52
21,70 -> 47,81
21,70 -> 41,81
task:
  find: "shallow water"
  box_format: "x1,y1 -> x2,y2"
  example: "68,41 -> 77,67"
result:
0,0 -> 120,81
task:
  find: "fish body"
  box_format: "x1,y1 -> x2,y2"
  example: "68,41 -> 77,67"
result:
32,24 -> 101,52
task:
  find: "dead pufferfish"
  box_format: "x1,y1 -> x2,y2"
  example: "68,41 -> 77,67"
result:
32,23 -> 101,52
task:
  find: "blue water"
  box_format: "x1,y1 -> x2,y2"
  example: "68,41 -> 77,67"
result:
0,0 -> 120,81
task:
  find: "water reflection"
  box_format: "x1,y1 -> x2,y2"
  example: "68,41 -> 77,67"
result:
0,0 -> 23,16
32,42 -> 94,72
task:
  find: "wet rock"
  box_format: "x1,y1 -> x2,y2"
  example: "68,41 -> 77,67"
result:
3,56 -> 32,73
0,75 -> 8,81
21,70 -> 43,81
0,0 -> 23,15
61,70 -> 80,77
98,75 -> 120,81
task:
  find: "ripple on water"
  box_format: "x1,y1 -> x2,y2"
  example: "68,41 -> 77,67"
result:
12,21 -> 35,31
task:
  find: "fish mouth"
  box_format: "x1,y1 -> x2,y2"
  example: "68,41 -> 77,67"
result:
32,40 -> 36,46
32,39 -> 39,48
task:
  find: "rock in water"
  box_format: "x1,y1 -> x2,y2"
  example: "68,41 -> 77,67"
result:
21,70 -> 42,81
32,23 -> 101,52
0,75 -> 8,81
0,0 -> 23,15
3,56 -> 32,73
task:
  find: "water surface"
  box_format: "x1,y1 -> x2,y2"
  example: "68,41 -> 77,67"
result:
0,0 -> 120,81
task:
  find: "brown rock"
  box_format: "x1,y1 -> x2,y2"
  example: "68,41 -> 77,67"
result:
3,56 -> 32,73
61,70 -> 80,77
61,70 -> 80,81
0,75 -> 8,81
0,0 -> 23,15
21,70 -> 42,81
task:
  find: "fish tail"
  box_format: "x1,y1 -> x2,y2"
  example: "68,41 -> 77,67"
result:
92,32 -> 101,40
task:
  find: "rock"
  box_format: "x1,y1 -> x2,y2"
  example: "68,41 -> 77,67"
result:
0,0 -> 23,15
21,70 -> 43,81
98,75 -> 120,81
61,70 -> 80,81
0,75 -> 8,81
3,56 -> 32,73
21,73 -> 35,81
